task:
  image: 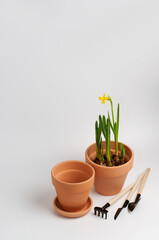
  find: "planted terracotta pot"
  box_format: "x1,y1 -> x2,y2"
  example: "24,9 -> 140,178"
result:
85,141 -> 134,196
51,160 -> 95,212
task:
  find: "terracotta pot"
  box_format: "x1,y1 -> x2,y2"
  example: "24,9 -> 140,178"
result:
51,160 -> 95,212
85,141 -> 134,196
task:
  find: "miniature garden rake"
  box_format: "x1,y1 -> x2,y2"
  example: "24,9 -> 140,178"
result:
94,183 -> 134,219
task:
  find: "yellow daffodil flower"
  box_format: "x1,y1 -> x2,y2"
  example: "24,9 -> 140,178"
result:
99,94 -> 110,104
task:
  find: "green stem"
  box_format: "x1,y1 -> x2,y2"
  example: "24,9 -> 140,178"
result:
109,98 -> 115,125
101,141 -> 104,162
120,143 -> 125,164
115,134 -> 118,156
108,111 -> 114,134
106,118 -> 112,166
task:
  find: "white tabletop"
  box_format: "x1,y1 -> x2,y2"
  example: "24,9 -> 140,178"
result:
0,0 -> 159,239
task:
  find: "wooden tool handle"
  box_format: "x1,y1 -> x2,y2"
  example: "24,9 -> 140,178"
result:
109,183 -> 134,205
127,172 -> 144,201
138,168 -> 150,194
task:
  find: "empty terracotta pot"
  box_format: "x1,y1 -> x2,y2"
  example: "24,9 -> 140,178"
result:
85,141 -> 134,196
51,160 -> 95,212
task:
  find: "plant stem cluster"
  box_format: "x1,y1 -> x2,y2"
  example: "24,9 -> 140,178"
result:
95,95 -> 125,166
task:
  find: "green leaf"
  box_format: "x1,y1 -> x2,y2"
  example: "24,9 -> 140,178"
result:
117,103 -> 119,132
120,142 -> 123,151
108,111 -> 114,133
114,122 -> 117,135
99,115 -> 106,139
95,121 -> 98,142
105,117 -> 111,164
103,115 -> 107,132
95,121 -> 101,144
95,121 -> 103,161
120,143 -> 125,164
98,122 -> 101,139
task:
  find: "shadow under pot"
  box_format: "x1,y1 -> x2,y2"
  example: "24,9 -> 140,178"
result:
85,141 -> 134,196
51,160 -> 95,212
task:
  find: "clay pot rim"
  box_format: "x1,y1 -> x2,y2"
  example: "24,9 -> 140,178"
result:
85,141 -> 134,170
51,160 -> 95,186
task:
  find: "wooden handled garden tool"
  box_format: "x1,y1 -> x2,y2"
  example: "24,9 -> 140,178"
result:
114,172 -> 144,220
94,182 -> 134,219
128,168 -> 150,212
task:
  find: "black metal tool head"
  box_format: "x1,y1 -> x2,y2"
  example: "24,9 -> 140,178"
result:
114,207 -> 122,220
114,199 -> 129,220
128,194 -> 141,212
94,207 -> 108,219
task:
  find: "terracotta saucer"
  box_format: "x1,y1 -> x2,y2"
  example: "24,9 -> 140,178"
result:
53,196 -> 93,218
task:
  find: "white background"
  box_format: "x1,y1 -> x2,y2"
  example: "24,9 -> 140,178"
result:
0,0 -> 159,239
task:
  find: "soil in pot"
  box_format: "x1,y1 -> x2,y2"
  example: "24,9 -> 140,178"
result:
94,153 -> 126,167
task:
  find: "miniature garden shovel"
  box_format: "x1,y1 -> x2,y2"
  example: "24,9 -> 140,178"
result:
128,168 -> 150,212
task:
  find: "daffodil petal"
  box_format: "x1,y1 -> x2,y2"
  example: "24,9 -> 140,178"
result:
99,93 -> 109,103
